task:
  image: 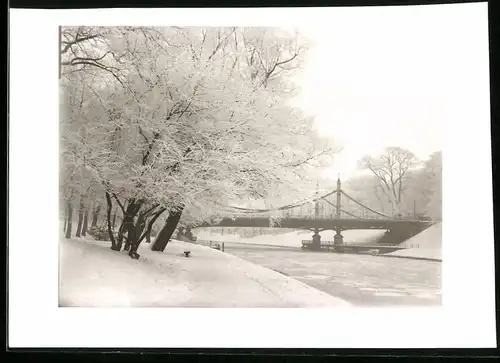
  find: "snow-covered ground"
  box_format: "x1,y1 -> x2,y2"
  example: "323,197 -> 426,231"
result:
387,223 -> 442,261
194,228 -> 386,248
59,237 -> 351,307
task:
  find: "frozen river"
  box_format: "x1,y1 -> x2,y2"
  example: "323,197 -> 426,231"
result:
223,242 -> 441,306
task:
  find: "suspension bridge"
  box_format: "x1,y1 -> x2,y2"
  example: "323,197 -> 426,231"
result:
195,178 -> 433,251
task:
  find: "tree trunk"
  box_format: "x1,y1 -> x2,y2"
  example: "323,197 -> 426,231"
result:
105,191 -> 119,250
126,212 -> 146,251
121,201 -> 142,252
117,221 -> 125,244
388,187 -> 401,216
127,213 -> 146,257
151,208 -> 184,252
398,181 -> 403,205
82,209 -> 89,236
123,222 -> 133,251
112,207 -> 117,229
65,200 -> 73,239
63,202 -> 68,232
130,208 -> 166,257
146,230 -> 151,243
91,204 -> 101,228
75,198 -> 84,237
123,221 -> 135,252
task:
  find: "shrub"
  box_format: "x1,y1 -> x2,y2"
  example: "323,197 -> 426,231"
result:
88,226 -> 111,241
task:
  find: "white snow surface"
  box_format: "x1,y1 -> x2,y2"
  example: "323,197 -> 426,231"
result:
59,237 -> 351,307
388,223 -> 442,261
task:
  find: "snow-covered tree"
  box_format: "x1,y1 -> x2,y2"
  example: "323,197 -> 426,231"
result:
359,147 -> 419,216
346,150 -> 441,219
60,26 -> 336,257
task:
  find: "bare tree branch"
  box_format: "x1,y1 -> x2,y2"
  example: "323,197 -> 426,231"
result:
61,34 -> 100,54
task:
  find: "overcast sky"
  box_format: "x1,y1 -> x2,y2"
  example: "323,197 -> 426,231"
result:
290,4 -> 487,180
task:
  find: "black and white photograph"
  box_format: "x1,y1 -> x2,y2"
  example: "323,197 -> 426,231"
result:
57,22 -> 443,308
9,2 -> 496,348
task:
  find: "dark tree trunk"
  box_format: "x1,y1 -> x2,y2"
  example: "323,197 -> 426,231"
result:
146,230 -> 151,243
123,221 -> 133,251
123,222 -> 135,252
112,207 -> 117,229
75,198 -> 84,237
125,213 -> 143,252
91,204 -> 101,228
105,192 -> 119,250
135,213 -> 147,241
117,221 -> 125,244
82,210 -> 89,236
126,213 -> 145,256
151,208 -> 184,252
129,208 -> 166,258
121,201 -> 142,252
65,200 -> 73,239
63,202 -> 68,232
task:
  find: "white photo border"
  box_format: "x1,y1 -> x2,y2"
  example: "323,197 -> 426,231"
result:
8,4 -> 496,348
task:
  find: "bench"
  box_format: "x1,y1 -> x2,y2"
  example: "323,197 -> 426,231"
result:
183,251 -> 191,257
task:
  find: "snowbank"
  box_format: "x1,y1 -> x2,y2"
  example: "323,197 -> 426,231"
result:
193,228 -> 385,248
385,248 -> 442,261
387,223 -> 442,261
59,238 -> 351,307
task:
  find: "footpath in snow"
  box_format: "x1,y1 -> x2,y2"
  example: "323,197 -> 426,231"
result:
59,237 -> 351,308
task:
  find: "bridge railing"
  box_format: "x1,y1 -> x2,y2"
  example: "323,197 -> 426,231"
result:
228,213 -> 397,221
228,210 -> 428,222
194,239 -> 226,252
301,239 -> 422,249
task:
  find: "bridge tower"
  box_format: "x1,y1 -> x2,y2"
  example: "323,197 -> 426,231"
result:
334,176 -> 344,247
312,181 -> 321,250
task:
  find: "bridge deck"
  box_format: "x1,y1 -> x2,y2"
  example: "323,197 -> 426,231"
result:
202,217 -> 431,231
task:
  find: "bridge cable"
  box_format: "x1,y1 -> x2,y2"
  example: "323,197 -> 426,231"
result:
220,196 -> 318,214
318,196 -> 380,219
320,196 -> 338,210
340,190 -> 391,218
341,209 -> 362,219
215,188 -> 354,216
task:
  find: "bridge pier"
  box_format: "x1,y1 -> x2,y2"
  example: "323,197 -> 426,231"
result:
333,228 -> 344,252
312,229 -> 321,250
334,232 -> 343,245
334,232 -> 344,245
